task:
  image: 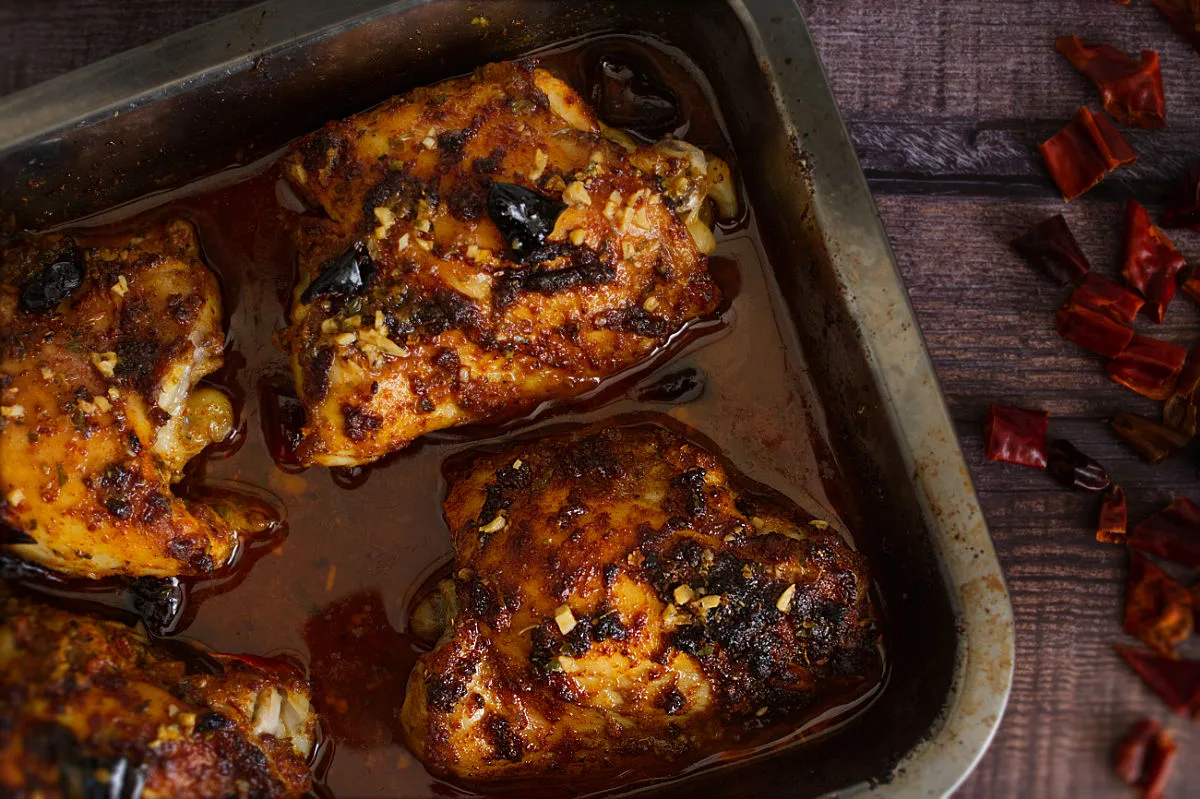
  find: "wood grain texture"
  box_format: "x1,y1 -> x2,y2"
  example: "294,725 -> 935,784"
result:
2,1 -> 1199,797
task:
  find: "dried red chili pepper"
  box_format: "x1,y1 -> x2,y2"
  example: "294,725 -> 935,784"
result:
1125,551 -> 1194,656
1118,645 -> 1200,716
1129,497 -> 1200,568
1055,37 -> 1166,129
1056,302 -> 1134,358
1099,485 -> 1129,544
1039,108 -> 1136,202
1123,200 -> 1188,323
1162,159 -> 1200,231
1046,439 -> 1110,491
1009,214 -> 1091,285
1107,335 -> 1188,400
1164,341 -> 1200,435
1114,719 -> 1177,799
1154,0 -> 1200,55
984,404 -> 1049,469
1072,273 -> 1144,324
1111,412 -> 1190,465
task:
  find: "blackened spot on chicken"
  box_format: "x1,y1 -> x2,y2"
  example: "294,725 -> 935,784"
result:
673,467 -> 707,518
447,179 -> 489,222
194,711 -> 234,734
601,563 -> 619,587
112,338 -> 161,392
362,172 -> 426,225
298,128 -> 354,181
477,460 -> 532,526
558,432 -> 625,481
427,673 -> 469,713
661,687 -> 687,716
472,148 -> 506,175
436,130 -> 470,159
464,576 -> 501,621
411,288 -> 479,336
597,305 -> 669,338
529,626 -> 558,673
557,495 -> 587,527
431,347 -> 459,371
670,625 -> 708,657
592,611 -> 627,642
166,292 -> 202,326
139,492 -> 170,524
492,244 -> 615,310
167,537 -> 200,563
485,716 -> 523,762
342,404 -> 383,443
303,346 -> 335,403
562,618 -> 592,657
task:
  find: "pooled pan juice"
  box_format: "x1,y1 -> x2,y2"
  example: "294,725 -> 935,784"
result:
3,35 -> 886,797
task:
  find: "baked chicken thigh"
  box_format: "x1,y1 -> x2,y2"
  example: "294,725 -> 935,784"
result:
0,222 -> 253,579
0,588 -> 316,798
401,423 -> 880,783
281,61 -> 735,467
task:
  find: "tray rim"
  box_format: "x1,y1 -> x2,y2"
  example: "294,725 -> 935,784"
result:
0,1 -> 1015,796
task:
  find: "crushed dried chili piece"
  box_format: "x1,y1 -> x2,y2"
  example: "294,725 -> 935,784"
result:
1055,37 -> 1166,129
1125,551 -> 1193,656
1123,200 -> 1188,323
1129,497 -> 1200,569
1072,273 -> 1144,324
1039,108 -> 1136,202
1009,214 -> 1091,284
1164,341 -> 1200,435
1099,485 -> 1129,544
1118,645 -> 1200,717
1111,412 -> 1190,465
1154,0 -> 1200,55
1056,302 -> 1134,358
1107,335 -> 1188,400
984,404 -> 1049,469
1047,439 -> 1110,491
1163,159 -> 1200,232
1114,718 -> 1177,799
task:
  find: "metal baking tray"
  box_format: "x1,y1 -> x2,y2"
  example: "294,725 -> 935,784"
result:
0,0 -> 1014,796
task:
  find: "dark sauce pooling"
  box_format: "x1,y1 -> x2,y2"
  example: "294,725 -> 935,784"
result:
11,35 -> 882,798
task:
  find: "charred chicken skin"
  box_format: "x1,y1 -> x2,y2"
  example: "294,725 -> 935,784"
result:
0,221 -> 251,579
281,61 -> 736,467
401,423 -> 880,783
0,589 -> 316,798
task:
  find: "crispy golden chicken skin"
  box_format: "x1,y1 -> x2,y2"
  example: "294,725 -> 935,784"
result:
0,221 -> 244,579
281,61 -> 735,467
0,589 -> 316,798
401,423 -> 880,783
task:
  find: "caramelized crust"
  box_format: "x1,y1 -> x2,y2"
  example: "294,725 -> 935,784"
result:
281,61 -> 731,466
0,590 -> 315,798
0,222 -> 245,578
401,423 -> 879,782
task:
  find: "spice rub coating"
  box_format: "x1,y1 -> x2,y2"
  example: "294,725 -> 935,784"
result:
401,423 -> 879,782
0,589 -> 316,798
0,222 -> 245,578
281,61 -> 735,467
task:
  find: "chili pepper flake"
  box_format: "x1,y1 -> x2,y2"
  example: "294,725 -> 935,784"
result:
1164,341 -> 1200,435
1118,645 -> 1200,717
1123,200 -> 1187,324
1055,37 -> 1166,129
1072,273 -> 1144,325
1039,108 -> 1136,202
1046,439 -> 1110,492
1125,551 -> 1193,656
1106,335 -> 1187,400
1163,159 -> 1200,232
1114,718 -> 1177,799
1111,412 -> 1190,465
1129,497 -> 1200,569
984,404 -> 1049,469
1153,0 -> 1200,55
1056,302 -> 1134,358
1098,485 -> 1128,544
1009,214 -> 1091,285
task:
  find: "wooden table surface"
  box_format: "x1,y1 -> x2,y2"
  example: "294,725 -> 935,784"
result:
3,1 -> 1199,796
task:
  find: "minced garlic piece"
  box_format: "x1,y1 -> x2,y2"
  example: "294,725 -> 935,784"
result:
373,206 -> 396,239
530,149 -> 548,181
809,519 -> 830,529
554,604 -> 577,635
480,515 -> 506,534
563,181 -> 591,206
673,584 -> 695,605
334,332 -> 358,347
91,351 -> 119,379
697,594 -> 721,611
397,233 -> 411,252
111,275 -> 129,296
93,395 -> 112,413
39,367 -> 53,381
750,516 -> 765,530
512,459 -> 523,469
5,488 -> 24,507
422,134 -> 437,150
416,218 -> 432,234
321,318 -> 340,335
643,295 -> 659,312
569,229 -> 586,246
416,238 -> 433,251
0,405 -> 24,420
776,584 -> 796,613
